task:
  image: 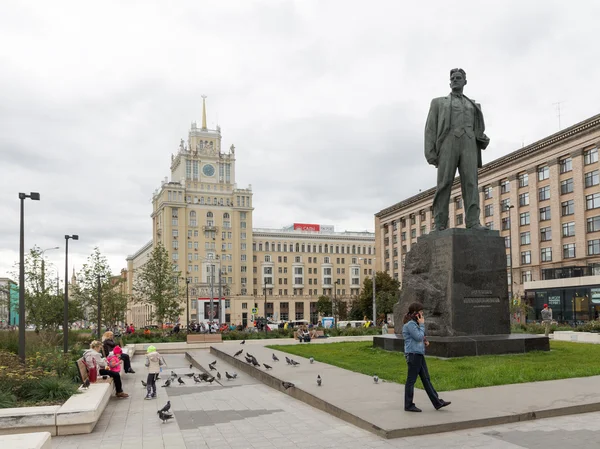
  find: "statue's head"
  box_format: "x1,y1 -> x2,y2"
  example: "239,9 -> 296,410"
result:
449,68 -> 467,91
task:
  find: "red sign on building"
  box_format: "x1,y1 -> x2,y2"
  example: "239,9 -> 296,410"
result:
293,223 -> 320,232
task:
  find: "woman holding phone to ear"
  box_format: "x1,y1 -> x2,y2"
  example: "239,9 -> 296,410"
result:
402,302 -> 451,412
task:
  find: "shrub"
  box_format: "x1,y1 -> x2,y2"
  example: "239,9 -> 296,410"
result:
0,390 -> 17,409
21,377 -> 80,402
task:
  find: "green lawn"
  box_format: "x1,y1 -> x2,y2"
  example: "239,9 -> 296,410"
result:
267,341 -> 600,391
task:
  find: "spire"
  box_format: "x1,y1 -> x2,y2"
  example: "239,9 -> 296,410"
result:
201,95 -> 207,129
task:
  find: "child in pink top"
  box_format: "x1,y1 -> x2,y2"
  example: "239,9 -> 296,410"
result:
106,345 -> 123,373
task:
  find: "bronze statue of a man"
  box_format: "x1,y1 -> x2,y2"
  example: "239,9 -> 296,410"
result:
425,68 -> 490,231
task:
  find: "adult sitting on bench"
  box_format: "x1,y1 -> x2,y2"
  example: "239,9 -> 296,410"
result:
84,340 -> 129,398
103,331 -> 135,373
298,325 -> 311,343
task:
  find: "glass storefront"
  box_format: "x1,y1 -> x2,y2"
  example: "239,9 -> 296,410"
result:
529,285 -> 600,323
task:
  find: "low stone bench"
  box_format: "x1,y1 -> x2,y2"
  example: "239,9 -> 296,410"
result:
0,406 -> 59,436
0,431 -> 51,448
187,333 -> 222,344
56,383 -> 111,435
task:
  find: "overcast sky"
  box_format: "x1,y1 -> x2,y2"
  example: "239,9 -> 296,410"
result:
1,0 -> 599,281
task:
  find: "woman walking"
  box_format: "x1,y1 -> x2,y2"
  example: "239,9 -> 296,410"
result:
402,302 -> 450,412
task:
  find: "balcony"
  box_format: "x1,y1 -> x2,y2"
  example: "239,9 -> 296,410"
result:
203,225 -> 218,232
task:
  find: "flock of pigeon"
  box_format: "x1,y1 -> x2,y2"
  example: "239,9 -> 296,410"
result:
141,363 -> 239,391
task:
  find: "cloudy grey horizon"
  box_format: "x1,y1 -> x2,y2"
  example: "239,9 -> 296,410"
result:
1,0 -> 599,281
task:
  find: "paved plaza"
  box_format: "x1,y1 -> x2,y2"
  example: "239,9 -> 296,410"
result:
48,351 -> 600,449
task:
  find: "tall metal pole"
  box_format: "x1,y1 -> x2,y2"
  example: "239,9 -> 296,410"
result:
508,205 -> 515,302
18,196 -> 25,364
63,238 -> 69,353
218,266 -> 222,326
41,258 -> 45,293
264,277 -> 267,336
97,275 -> 102,338
372,271 -> 377,325
209,264 -> 214,333
186,278 -> 190,331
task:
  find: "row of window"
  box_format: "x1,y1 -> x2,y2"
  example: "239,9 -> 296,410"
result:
519,240 -> 600,263
254,242 -> 374,255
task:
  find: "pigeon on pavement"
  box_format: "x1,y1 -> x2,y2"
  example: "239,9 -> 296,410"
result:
141,380 -> 147,387
252,359 -> 260,367
234,349 -> 243,357
291,359 -> 300,366
282,381 -> 295,390
373,375 -> 379,384
157,410 -> 173,423
170,371 -> 178,378
206,376 -> 215,384
189,364 -> 193,369
217,372 -> 221,380
309,357 -> 314,364
209,364 -> 217,371
159,401 -> 171,413
285,357 -> 292,365
231,372 -> 238,378
193,376 -> 201,384
177,377 -> 185,385
240,340 -> 245,344
161,379 -> 171,387
272,353 -> 279,362
317,375 -> 322,386
263,363 -> 272,370
185,373 -> 195,377
210,360 -> 217,365
225,371 -> 234,380
246,352 -> 253,358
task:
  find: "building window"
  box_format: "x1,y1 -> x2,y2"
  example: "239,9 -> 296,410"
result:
520,232 -> 530,245
522,271 -> 532,283
484,185 -> 493,200
455,197 -> 463,210
584,147 -> 598,165
561,200 -> 574,216
516,193 -> 528,207
541,247 -> 552,262
485,221 -> 494,230
538,165 -> 549,181
500,179 -> 510,194
519,212 -> 530,226
587,216 -> 600,233
585,170 -> 599,188
484,204 -> 493,217
411,229 -> 416,238
563,243 -> 576,259
587,193 -> 600,210
562,222 -> 575,237
456,214 -> 464,225
518,172 -> 528,188
539,206 -> 551,221
501,217 -> 510,230
401,232 -> 406,241
560,178 -> 574,195
539,186 -> 550,201
540,227 -> 552,242
559,157 -> 572,174
504,236 -> 511,248
501,198 -> 511,212
241,303 -> 248,309
521,251 -> 531,265
588,239 -> 600,255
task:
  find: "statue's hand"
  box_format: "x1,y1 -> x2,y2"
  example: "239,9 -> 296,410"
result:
427,158 -> 438,168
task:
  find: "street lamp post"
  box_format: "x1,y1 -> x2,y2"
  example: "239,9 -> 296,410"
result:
334,279 -> 341,324
40,247 -> 59,292
97,274 -> 106,338
64,234 -> 79,353
507,205 -> 515,302
209,264 -> 215,333
185,277 -> 190,331
263,277 -> 268,336
18,192 -> 40,364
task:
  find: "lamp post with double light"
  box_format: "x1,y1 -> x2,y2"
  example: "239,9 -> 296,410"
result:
18,192 -> 40,364
63,234 -> 79,353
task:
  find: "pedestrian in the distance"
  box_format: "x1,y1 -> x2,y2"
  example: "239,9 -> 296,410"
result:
402,302 -> 450,412
541,304 -> 553,337
145,345 -> 164,400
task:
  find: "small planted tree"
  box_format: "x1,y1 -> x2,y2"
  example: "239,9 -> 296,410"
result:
132,242 -> 182,329
316,295 -> 332,316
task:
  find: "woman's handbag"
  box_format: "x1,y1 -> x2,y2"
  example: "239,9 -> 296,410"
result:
84,352 -> 98,382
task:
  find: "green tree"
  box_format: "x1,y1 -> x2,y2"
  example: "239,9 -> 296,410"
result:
132,242 -> 182,328
316,295 -> 332,316
358,272 -> 401,322
11,246 -> 84,330
71,247 -> 128,331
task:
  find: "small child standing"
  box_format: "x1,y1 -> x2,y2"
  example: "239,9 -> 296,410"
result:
145,345 -> 164,400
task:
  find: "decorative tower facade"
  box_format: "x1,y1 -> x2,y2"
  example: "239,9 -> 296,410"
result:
150,98 -> 254,325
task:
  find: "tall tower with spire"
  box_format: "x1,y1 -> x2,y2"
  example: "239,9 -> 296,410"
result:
149,96 -> 254,325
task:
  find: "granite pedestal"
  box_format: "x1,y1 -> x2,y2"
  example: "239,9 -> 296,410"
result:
384,228 -> 547,357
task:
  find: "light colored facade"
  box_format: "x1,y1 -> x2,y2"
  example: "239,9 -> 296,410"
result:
0,278 -> 16,326
375,113 -> 600,319
125,99 -> 375,328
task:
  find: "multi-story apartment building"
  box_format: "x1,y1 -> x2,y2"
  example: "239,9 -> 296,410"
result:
0,278 -> 17,327
375,113 -> 600,323
126,100 -> 375,327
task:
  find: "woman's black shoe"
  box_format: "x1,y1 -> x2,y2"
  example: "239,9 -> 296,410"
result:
435,400 -> 451,410
127,369 -> 136,374
404,406 -> 422,412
